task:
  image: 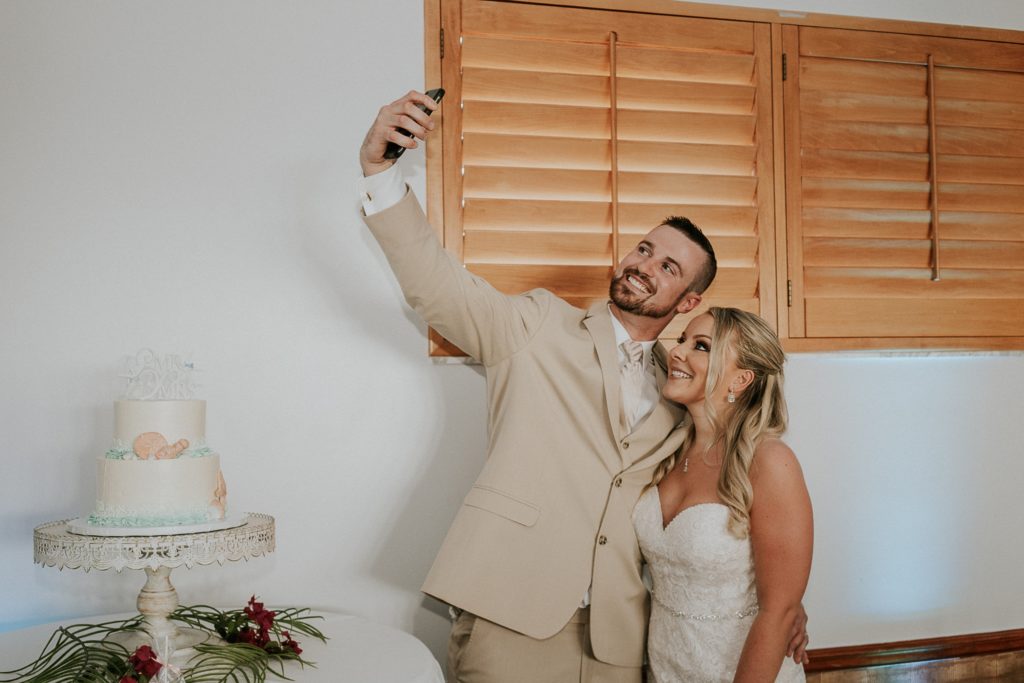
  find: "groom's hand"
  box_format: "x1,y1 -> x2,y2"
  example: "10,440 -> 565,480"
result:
787,603 -> 810,664
360,90 -> 439,177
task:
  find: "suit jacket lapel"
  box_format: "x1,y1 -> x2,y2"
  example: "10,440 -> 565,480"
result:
582,302 -> 627,453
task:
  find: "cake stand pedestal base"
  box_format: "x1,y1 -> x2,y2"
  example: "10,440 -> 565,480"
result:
107,627 -> 220,667
105,565 -> 224,665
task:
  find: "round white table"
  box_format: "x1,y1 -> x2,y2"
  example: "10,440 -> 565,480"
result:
0,611 -> 445,683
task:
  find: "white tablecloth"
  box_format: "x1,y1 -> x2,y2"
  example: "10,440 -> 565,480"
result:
0,612 -> 445,683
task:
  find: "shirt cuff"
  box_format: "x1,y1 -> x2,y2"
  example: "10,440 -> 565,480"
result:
360,164 -> 407,216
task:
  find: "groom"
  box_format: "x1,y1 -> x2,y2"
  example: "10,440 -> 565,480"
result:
358,90 -> 807,682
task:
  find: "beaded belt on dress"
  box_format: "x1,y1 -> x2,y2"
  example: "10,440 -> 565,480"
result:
652,592 -> 759,621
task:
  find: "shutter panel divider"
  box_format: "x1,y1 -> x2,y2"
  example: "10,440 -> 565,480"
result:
927,54 -> 942,282
770,23 -> 790,336
782,25 -> 806,336
754,23 -> 779,330
609,30 -> 620,269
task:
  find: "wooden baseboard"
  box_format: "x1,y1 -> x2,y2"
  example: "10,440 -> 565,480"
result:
806,628 -> 1024,672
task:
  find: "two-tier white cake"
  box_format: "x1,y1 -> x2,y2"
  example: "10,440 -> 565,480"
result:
88,399 -> 227,527
82,351 -> 229,530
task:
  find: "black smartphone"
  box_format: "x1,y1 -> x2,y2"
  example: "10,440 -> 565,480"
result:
383,88 -> 445,160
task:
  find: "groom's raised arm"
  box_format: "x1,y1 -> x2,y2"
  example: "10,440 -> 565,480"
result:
358,91 -> 551,365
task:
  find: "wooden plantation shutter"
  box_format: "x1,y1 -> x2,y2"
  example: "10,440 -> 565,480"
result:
432,0 -> 777,354
783,25 -> 1024,344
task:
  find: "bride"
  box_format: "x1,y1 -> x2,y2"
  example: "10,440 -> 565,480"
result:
633,307 -> 812,682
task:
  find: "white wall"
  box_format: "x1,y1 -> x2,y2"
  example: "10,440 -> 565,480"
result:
2,0 -> 1022,671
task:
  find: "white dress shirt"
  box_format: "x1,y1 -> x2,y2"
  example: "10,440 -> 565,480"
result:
361,164 -> 407,216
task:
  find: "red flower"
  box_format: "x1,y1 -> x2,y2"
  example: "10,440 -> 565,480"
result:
119,677 -> 139,683
244,595 -> 276,632
244,595 -> 264,616
231,596 -> 306,657
282,630 -> 303,655
238,625 -> 270,648
129,644 -> 163,678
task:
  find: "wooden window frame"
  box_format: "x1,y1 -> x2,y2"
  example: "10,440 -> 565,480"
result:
423,0 -> 1024,353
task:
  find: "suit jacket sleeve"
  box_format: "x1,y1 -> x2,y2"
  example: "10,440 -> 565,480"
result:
363,189 -> 550,365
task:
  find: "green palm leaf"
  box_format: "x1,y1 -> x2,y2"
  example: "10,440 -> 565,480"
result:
0,617 -> 143,683
265,608 -> 326,643
184,643 -> 272,683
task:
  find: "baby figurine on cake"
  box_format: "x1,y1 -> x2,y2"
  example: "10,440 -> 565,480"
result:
133,432 -> 190,460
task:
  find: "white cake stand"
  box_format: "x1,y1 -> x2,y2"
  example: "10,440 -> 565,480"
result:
33,513 -> 275,664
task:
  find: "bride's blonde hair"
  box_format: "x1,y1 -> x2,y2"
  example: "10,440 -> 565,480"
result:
649,307 -> 788,537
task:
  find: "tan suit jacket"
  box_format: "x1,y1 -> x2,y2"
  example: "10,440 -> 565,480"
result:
364,191 -> 687,667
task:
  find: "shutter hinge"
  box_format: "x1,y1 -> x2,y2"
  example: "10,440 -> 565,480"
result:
440,28 -> 445,59
787,279 -> 793,307
782,53 -> 787,81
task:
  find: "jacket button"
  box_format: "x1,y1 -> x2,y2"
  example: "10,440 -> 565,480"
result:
622,441 -> 630,449
598,535 -> 607,545
614,478 -> 623,487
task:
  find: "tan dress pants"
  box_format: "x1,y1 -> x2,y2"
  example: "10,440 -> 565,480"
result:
447,608 -> 642,683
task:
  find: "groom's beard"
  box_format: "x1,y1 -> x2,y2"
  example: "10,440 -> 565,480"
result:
609,269 -> 684,319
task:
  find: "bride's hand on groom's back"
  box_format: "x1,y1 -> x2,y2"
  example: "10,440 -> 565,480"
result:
787,604 -> 810,664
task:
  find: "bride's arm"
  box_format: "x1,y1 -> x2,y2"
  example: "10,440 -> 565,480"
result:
733,440 -> 813,683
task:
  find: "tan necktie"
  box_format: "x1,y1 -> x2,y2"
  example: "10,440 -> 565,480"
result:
620,340 -> 646,432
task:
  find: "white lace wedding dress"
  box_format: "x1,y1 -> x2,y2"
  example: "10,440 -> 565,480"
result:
633,487 -> 805,683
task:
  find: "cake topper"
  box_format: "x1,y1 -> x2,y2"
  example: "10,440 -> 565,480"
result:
120,349 -> 199,400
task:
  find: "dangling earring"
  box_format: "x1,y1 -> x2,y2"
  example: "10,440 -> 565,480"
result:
727,388 -> 736,403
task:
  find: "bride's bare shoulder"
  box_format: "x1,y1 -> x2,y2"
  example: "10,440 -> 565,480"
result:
750,438 -> 803,486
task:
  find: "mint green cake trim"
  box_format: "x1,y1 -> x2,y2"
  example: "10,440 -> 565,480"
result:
87,510 -> 214,527
102,442 -> 217,460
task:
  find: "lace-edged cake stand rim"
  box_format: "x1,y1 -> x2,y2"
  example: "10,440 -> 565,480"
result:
33,512 -> 275,572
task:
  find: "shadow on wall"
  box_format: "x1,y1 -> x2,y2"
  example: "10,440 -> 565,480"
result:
372,361 -> 489,658
291,153 -> 486,661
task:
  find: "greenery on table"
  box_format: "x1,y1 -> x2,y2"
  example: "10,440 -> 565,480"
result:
0,600 -> 326,683
0,617 -> 145,683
